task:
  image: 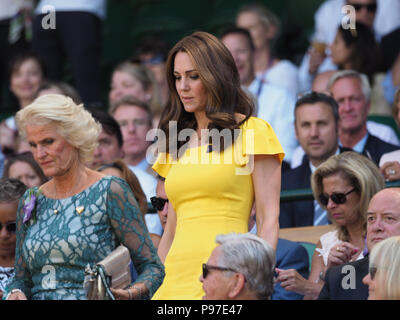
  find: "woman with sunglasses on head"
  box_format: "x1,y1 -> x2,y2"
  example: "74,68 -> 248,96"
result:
276,151 -> 384,299
0,178 -> 27,300
152,31 -> 284,300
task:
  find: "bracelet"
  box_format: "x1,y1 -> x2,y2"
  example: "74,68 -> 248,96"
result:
132,285 -> 142,300
127,288 -> 133,300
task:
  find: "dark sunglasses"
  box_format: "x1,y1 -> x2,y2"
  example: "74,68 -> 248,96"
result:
369,265 -> 377,280
318,188 -> 356,206
150,196 -> 168,211
0,221 -> 17,234
202,263 -> 239,279
350,3 -> 377,12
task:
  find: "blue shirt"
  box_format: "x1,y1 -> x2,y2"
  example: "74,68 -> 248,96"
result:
248,78 -> 298,162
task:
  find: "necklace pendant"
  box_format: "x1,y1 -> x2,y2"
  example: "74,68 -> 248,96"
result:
76,206 -> 85,214
54,209 -> 59,215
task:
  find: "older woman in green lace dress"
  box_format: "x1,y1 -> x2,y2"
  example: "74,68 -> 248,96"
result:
4,94 -> 164,300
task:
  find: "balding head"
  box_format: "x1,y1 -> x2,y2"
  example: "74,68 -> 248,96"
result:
312,70 -> 337,94
366,188 -> 400,251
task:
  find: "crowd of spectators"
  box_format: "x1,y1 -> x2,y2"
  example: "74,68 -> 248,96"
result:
1,0 -> 400,301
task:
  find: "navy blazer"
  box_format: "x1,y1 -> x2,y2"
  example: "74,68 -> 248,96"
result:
272,238 -> 310,300
318,256 -> 369,300
362,134 -> 399,166
280,159 -> 314,228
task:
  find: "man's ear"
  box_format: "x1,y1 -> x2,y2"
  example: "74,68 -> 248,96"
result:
227,273 -> 246,299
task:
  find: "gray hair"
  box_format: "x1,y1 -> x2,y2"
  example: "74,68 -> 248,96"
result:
0,178 -> 28,202
327,69 -> 371,102
215,232 -> 275,300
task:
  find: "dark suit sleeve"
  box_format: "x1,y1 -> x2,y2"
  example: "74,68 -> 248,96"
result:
272,240 -> 310,300
279,201 -> 295,228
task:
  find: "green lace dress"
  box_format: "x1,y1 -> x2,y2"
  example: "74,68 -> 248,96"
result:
6,175 -> 164,300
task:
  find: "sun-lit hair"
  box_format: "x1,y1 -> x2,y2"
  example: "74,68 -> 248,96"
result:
97,159 -> 148,215
327,69 -> 371,102
111,61 -> 163,117
311,151 -> 384,241
15,94 -> 101,164
159,31 -> 254,155
236,3 -> 281,39
36,81 -> 82,105
369,236 -> 400,300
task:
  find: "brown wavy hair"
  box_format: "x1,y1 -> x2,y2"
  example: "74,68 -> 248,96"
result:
158,31 -> 254,156
97,159 -> 148,215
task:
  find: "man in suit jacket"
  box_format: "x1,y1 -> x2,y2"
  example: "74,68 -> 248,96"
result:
280,92 -> 345,228
328,70 -> 399,166
272,238 -> 310,300
318,188 -> 400,299
249,216 -> 310,300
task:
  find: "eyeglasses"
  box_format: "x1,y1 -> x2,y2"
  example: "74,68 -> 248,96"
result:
318,188 -> 356,206
150,196 -> 168,211
0,221 -> 17,234
202,263 -> 239,279
349,3 -> 377,12
369,265 -> 377,280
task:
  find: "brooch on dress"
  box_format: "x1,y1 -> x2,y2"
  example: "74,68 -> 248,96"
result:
23,188 -> 42,224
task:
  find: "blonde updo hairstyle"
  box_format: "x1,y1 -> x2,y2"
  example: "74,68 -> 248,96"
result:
15,94 -> 101,164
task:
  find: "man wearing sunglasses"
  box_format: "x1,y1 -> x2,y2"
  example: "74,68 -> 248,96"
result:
318,188 -> 400,299
280,92 -> 351,228
0,178 -> 27,299
199,233 -> 275,300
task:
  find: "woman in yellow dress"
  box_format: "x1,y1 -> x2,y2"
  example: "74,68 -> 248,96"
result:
151,31 -> 284,299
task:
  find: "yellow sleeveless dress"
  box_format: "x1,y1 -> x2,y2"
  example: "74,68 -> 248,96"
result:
152,117 -> 284,300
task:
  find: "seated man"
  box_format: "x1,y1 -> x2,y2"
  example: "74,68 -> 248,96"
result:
280,92 -> 349,228
318,188 -> 400,299
328,70 -> 399,166
200,232 -> 275,300
248,206 -> 310,300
